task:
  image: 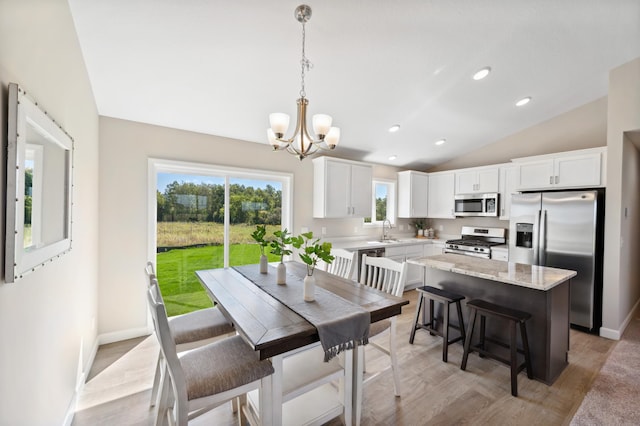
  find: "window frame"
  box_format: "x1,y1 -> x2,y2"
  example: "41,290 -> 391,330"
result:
363,178 -> 397,227
147,158 -> 293,267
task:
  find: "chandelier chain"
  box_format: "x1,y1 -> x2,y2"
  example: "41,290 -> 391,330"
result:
300,22 -> 312,98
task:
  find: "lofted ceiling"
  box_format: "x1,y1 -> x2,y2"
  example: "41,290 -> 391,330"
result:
68,0 -> 640,169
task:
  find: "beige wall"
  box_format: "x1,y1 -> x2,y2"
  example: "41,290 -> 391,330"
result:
0,0 -> 99,424
98,117 -> 408,336
602,57 -> 640,338
430,96 -> 607,171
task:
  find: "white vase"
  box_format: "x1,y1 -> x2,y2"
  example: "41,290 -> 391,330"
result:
303,274 -> 315,302
259,254 -> 268,274
276,262 -> 286,284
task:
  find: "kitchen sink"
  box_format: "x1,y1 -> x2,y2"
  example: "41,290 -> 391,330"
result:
367,239 -> 402,244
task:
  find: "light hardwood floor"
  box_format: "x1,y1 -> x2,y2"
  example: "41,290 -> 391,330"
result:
72,290 -> 616,426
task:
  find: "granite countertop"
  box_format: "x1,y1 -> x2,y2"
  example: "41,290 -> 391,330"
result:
407,253 -> 576,291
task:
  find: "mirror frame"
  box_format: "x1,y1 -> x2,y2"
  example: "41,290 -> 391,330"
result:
5,83 -> 74,283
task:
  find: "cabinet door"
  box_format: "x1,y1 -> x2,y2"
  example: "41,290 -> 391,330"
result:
555,153 -> 601,188
477,168 -> 499,192
455,171 -> 477,194
350,164 -> 373,217
324,160 -> 352,217
516,160 -> 555,190
499,166 -> 518,220
410,173 -> 429,217
427,172 -> 455,218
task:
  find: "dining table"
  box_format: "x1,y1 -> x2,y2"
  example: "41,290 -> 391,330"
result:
196,261 -> 409,425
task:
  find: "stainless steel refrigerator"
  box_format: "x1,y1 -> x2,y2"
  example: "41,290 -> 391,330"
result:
508,190 -> 604,332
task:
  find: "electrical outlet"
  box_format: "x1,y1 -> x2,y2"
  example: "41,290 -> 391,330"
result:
438,225 -> 444,232
321,227 -> 327,235
301,226 -> 309,234
354,226 -> 359,234
399,224 -> 404,231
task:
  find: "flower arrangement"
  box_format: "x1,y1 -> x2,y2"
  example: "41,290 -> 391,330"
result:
291,232 -> 334,276
250,224 -> 270,256
270,229 -> 293,263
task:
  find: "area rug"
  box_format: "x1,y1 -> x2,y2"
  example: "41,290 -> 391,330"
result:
571,313 -> 640,425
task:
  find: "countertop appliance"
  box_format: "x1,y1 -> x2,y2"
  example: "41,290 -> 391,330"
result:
444,226 -> 506,259
508,190 -> 604,332
454,193 -> 499,217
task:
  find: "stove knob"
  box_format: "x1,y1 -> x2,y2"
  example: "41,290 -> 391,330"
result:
474,247 -> 479,251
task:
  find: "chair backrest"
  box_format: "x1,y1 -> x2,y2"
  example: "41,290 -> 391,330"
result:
359,254 -> 408,297
147,284 -> 189,423
145,261 -> 156,287
324,248 -> 357,280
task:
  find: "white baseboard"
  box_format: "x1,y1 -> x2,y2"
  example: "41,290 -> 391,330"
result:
599,297 -> 640,340
99,326 -> 152,345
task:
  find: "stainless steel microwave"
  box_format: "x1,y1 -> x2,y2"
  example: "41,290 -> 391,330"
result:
454,193 -> 499,217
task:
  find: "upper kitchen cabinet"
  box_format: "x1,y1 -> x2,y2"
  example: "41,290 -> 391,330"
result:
397,170 -> 429,218
513,147 -> 606,191
499,164 -> 518,220
313,157 -> 372,218
427,171 -> 455,219
455,166 -> 499,195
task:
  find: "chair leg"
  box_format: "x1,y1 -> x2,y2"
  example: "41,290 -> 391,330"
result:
150,353 -> 162,407
409,292 -> 424,344
461,308 -> 477,370
510,320 -> 518,397
155,365 -> 172,426
442,302 -> 450,363
389,316 -> 401,397
479,314 -> 486,357
520,321 -> 533,379
236,394 -> 247,426
428,299 -> 436,335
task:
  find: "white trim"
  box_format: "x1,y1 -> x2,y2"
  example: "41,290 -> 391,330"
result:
599,297 -> 640,340
98,327 -> 152,346
364,178 -> 397,227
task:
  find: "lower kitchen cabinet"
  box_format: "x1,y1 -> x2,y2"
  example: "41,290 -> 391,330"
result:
385,244 -> 425,290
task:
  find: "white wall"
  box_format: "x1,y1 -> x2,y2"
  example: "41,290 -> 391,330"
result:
601,57 -> 640,338
0,0 -> 99,424
98,117 -> 406,336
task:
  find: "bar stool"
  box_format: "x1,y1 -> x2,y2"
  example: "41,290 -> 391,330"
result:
409,286 -> 466,363
461,299 -> 533,397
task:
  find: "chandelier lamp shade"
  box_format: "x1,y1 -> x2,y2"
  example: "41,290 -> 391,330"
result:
267,4 -> 340,160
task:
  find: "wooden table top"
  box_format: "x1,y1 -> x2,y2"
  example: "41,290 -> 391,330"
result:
196,262 -> 409,360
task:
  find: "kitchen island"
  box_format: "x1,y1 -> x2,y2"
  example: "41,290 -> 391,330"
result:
408,253 -> 576,385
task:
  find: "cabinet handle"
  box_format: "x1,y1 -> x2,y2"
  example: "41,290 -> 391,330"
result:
555,176 -> 559,184
549,176 -> 553,184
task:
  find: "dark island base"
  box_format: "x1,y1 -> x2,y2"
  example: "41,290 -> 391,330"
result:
423,269 -> 570,385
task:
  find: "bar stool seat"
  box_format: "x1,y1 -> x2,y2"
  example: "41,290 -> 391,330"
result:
461,299 -> 533,397
409,286 -> 466,363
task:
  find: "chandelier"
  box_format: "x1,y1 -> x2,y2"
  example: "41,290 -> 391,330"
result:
267,4 -> 340,160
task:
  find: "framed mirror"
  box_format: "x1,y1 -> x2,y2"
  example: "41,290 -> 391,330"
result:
5,83 -> 73,283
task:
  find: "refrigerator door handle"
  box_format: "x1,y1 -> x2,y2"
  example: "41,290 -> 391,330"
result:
539,209 -> 547,266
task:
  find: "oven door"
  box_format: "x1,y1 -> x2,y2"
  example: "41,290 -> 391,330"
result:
454,193 -> 499,217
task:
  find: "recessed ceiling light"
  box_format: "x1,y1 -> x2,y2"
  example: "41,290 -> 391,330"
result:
388,155 -> 398,161
388,124 -> 401,133
435,139 -> 446,146
516,97 -> 532,107
473,67 -> 491,80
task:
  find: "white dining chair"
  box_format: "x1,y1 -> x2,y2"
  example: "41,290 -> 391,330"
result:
145,262 -> 235,408
359,254 -> 408,396
323,248 -> 357,280
147,283 -> 275,426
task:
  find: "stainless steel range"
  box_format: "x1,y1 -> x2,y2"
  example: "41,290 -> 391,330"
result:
445,226 -> 506,259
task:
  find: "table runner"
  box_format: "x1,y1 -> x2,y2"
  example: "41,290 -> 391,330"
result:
233,264 -> 370,361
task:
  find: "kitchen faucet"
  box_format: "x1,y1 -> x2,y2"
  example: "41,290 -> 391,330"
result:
382,218 -> 392,241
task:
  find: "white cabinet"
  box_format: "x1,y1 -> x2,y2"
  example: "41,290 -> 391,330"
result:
424,241 -> 444,257
397,171 -> 429,218
491,246 -> 509,261
385,243 -> 426,290
455,166 -> 499,194
313,157 -> 373,218
427,172 -> 455,218
513,147 -> 605,191
499,165 -> 518,220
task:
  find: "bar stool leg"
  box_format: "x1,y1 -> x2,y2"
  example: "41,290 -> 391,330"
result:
409,292 -> 424,344
520,321 -> 533,379
461,308 -> 477,371
429,299 -> 436,335
442,302 -> 450,362
455,300 -> 466,343
479,315 -> 486,357
510,320 -> 518,397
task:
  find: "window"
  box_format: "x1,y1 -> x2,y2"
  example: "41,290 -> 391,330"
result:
149,159 -> 292,316
364,179 -> 396,225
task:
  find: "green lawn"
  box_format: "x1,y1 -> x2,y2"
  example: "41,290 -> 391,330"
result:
156,243 -> 279,316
